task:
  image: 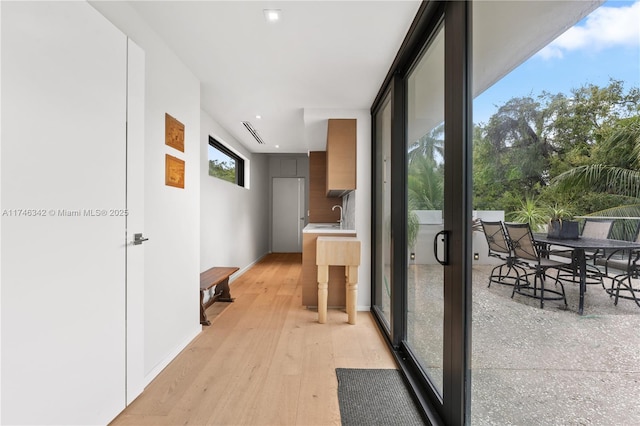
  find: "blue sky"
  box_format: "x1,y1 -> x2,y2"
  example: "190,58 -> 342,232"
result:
473,0 -> 640,125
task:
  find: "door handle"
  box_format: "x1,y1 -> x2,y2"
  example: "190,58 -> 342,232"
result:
133,233 -> 149,245
434,230 -> 449,265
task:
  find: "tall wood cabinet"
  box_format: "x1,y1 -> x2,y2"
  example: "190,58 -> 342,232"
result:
309,151 -> 341,223
326,118 -> 357,197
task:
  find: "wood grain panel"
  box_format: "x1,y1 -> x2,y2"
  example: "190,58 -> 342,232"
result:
302,232 -> 356,307
308,151 -> 342,223
110,253 -> 396,426
165,113 -> 184,152
326,118 -> 356,196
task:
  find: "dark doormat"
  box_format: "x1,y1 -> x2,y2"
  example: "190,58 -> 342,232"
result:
336,368 -> 426,426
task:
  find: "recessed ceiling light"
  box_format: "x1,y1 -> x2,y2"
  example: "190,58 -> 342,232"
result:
264,9 -> 281,22
256,115 -> 262,119
275,145 -> 280,149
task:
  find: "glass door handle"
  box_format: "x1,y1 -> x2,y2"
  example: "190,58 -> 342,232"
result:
434,230 -> 449,265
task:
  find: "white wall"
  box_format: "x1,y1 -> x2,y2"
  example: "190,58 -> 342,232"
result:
1,2 -> 142,423
90,1 -> 202,382
200,110 -> 270,275
303,108 -> 372,310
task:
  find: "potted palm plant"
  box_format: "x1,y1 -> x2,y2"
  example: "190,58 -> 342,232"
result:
508,196 -> 548,232
547,204 -> 579,239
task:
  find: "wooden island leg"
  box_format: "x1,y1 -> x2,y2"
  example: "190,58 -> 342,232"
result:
346,265 -> 358,325
317,264 -> 329,324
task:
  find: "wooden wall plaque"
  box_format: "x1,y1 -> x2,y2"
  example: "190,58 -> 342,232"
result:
165,154 -> 185,188
165,113 -> 185,152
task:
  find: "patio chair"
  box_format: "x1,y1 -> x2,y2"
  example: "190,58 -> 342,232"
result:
480,220 -> 519,287
504,222 -> 569,309
582,219 -> 614,260
583,218 -> 614,236
597,228 -> 640,308
555,218 -> 614,289
553,218 -> 613,254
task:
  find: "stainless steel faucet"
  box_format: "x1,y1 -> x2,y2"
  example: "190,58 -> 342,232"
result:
332,205 -> 343,228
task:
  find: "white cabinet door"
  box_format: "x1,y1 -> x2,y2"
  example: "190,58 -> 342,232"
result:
1,2 -> 131,424
126,38 -> 146,406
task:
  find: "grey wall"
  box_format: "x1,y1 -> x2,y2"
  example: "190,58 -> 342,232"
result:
200,110 -> 270,275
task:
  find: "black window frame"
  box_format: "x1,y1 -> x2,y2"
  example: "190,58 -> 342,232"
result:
370,1 -> 472,425
208,136 -> 245,187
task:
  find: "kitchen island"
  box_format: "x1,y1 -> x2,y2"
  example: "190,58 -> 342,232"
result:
302,223 -> 356,308
316,236 -> 361,324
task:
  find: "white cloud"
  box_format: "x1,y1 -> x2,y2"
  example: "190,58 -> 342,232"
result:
538,1 -> 640,60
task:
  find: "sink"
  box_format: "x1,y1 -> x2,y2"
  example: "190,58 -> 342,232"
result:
304,223 -> 355,233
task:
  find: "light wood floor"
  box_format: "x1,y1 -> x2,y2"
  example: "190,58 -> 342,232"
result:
111,253 -> 397,426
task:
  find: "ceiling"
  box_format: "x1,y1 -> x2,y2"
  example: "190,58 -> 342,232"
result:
124,1 -> 601,155
127,1 -> 422,154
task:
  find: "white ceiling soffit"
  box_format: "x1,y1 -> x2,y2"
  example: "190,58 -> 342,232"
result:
473,0 -> 604,99
127,0 -> 422,154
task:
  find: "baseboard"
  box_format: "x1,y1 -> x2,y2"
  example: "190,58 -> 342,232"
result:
229,252 -> 269,284
143,326 -> 201,388
140,254 -> 271,393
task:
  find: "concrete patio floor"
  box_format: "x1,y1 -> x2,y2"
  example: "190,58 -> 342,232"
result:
407,263 -> 640,425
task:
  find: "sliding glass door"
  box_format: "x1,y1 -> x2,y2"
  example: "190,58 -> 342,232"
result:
405,21 -> 446,396
371,1 -> 636,423
373,91 -> 392,330
371,2 -> 471,424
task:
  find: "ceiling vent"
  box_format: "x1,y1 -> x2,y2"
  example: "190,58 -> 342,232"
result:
241,121 -> 265,144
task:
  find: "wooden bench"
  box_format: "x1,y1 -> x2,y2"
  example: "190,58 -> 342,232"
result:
200,266 -> 238,326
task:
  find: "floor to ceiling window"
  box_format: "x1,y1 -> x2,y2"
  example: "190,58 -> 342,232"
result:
371,2 -> 470,424
373,91 -> 392,330
373,0 -> 639,424
470,1 -> 640,424
405,22 -> 446,396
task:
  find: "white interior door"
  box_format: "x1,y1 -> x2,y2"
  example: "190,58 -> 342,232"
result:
126,38 -> 146,405
1,2 -> 134,424
272,178 -> 305,252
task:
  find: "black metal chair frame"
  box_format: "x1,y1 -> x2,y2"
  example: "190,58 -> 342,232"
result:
599,228 -> 640,308
555,219 -> 615,289
504,222 -> 569,309
606,252 -> 640,307
480,220 -> 520,287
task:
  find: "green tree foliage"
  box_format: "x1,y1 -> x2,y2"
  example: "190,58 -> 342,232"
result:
408,125 -> 444,210
408,123 -> 444,164
473,80 -> 639,220
506,195 -> 549,232
592,116 -> 640,169
209,159 -> 236,184
553,117 -> 640,199
408,154 -> 444,210
473,96 -> 550,210
544,80 -> 640,177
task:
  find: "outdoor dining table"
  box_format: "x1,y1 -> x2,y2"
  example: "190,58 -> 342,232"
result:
533,233 -> 640,315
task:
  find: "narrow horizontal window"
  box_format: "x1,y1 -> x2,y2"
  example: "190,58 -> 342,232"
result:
208,136 -> 245,187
